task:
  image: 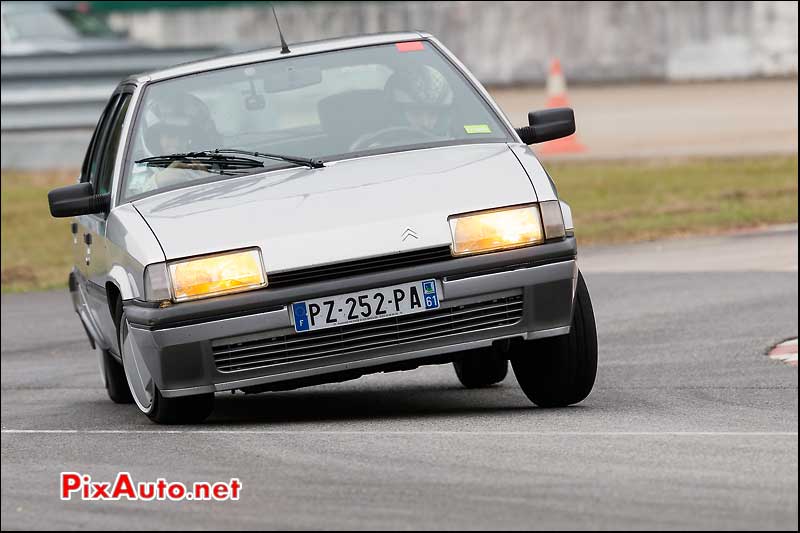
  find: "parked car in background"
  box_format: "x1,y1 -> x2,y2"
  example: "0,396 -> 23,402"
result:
48,32 -> 597,424
0,1 -> 132,55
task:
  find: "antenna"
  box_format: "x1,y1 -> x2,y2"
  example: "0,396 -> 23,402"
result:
271,4 -> 290,54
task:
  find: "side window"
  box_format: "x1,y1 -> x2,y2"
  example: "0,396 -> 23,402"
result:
95,94 -> 132,195
81,95 -> 119,183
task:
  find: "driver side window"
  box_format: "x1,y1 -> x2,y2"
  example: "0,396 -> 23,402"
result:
81,94 -> 119,184
96,94 -> 132,195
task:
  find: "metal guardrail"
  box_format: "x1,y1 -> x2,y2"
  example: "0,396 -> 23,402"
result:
0,46 -> 223,131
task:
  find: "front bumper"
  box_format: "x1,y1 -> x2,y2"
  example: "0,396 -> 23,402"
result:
125,238 -> 578,398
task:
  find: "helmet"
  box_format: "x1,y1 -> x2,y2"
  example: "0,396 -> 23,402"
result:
386,65 -> 454,109
141,92 -> 220,156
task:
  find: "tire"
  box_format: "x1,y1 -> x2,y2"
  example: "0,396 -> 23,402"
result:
145,387 -> 215,425
453,347 -> 508,388
511,271 -> 597,407
101,349 -> 134,404
115,300 -> 214,424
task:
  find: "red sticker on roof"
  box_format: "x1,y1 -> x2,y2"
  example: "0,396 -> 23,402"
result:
395,41 -> 425,52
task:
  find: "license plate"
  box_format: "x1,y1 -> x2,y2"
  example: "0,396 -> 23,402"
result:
291,279 -> 441,332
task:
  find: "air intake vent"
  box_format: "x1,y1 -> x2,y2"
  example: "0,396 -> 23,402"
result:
213,295 -> 523,373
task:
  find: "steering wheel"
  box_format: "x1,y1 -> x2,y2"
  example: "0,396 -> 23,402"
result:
349,126 -> 440,152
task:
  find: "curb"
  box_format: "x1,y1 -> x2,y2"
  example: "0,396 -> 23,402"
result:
768,338 -> 798,367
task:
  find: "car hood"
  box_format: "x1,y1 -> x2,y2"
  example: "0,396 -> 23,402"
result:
133,143 -> 538,272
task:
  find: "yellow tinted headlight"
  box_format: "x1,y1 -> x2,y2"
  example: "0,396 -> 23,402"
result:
168,248 -> 266,302
449,205 -> 544,256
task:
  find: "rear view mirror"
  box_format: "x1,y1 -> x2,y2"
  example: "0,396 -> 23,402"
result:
515,107 -> 576,145
262,65 -> 322,93
244,77 -> 267,110
48,182 -> 110,218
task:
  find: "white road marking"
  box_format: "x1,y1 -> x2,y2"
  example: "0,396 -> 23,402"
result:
1,429 -> 797,436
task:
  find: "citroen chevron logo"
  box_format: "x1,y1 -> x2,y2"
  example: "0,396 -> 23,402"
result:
401,228 -> 418,241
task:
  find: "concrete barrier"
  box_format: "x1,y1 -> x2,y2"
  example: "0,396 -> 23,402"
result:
108,1 -> 798,84
0,47 -> 222,131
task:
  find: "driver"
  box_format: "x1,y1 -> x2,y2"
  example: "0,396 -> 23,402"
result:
385,65 -> 454,136
126,94 -> 219,196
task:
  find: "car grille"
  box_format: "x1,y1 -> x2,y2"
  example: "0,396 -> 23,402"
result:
213,295 -> 524,373
266,246 -> 453,288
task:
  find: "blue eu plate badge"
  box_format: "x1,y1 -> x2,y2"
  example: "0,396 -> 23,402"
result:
293,302 -> 310,332
422,279 -> 439,310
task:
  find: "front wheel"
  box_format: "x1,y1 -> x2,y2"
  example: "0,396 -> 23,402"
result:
101,349 -> 134,404
116,301 -> 214,424
144,387 -> 215,425
511,271 -> 597,407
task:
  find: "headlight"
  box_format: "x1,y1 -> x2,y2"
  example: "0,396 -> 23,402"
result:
448,204 -> 545,256
168,248 -> 266,302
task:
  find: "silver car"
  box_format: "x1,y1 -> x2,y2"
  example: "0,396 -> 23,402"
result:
48,32 -> 597,424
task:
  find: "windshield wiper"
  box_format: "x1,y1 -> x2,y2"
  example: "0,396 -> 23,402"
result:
136,152 -> 265,172
136,149 -> 325,170
209,148 -> 325,169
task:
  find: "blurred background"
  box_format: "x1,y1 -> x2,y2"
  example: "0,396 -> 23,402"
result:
1,0 -> 798,292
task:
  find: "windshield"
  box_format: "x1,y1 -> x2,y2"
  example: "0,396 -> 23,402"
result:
122,41 -> 512,200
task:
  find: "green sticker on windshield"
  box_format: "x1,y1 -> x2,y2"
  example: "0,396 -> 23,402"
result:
464,124 -> 492,134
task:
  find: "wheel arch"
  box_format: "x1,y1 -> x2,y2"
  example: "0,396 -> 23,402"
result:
105,281 -> 123,329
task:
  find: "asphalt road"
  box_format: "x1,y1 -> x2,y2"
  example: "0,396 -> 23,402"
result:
493,79 -> 799,161
1,227 -> 797,530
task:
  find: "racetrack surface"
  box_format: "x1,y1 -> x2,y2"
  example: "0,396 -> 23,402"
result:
1,226 -> 797,530
493,79 -> 799,161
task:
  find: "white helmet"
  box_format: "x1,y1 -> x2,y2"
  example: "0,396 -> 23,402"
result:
387,65 -> 454,109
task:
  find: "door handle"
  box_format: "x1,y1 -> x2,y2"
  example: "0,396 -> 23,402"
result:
84,233 -> 92,266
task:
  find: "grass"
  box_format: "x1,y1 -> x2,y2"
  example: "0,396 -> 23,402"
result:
1,170 -> 78,293
1,155 -> 797,292
546,155 -> 798,244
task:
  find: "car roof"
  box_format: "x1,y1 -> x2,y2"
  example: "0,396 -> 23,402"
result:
123,31 -> 431,86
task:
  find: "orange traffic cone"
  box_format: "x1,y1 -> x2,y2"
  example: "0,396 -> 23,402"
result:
537,58 -> 586,155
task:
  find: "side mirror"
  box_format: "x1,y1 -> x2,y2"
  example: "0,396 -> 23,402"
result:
48,182 -> 110,218
515,107 -> 576,145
